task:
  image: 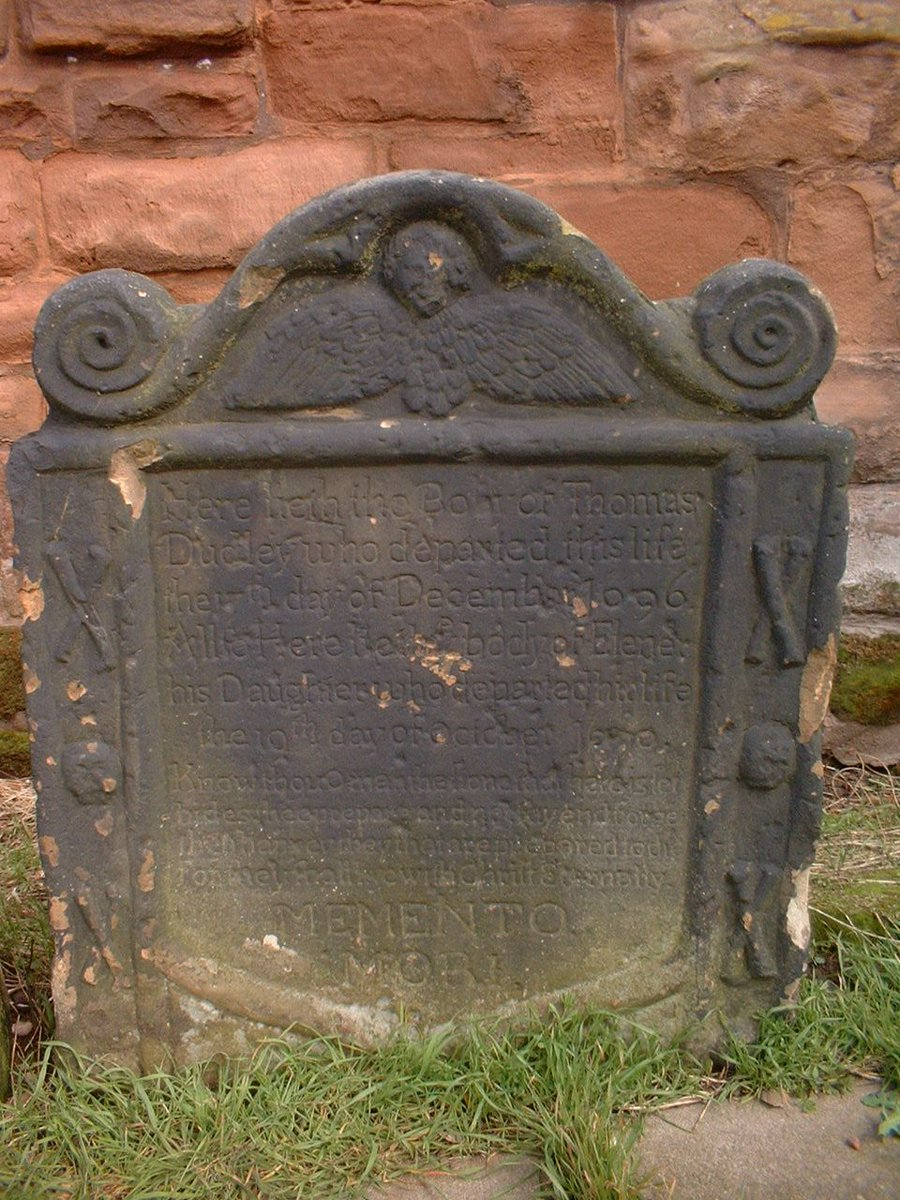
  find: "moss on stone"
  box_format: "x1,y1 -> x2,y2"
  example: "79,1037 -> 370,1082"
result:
831,635 -> 900,727
0,731 -> 31,779
0,629 -> 25,724
812,876 -> 900,939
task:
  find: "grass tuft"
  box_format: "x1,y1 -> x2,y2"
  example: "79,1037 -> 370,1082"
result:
0,780 -> 53,1064
719,921 -> 900,1099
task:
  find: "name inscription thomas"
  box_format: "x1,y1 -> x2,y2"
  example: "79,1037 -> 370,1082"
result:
152,463 -> 711,1012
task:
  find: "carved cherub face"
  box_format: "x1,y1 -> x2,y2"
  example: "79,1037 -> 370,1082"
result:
383,222 -> 478,317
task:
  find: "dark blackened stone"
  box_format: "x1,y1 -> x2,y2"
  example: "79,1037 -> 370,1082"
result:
11,171 -> 852,1067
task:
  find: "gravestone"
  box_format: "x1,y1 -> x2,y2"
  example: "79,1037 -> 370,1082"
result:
11,171 -> 851,1068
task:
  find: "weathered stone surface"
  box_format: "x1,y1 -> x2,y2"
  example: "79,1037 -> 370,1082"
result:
262,4 -> 618,126
0,448 -> 21,623
0,65 -> 71,160
148,270 -> 233,307
638,1081 -> 900,1200
824,716 -> 900,768
842,484 -> 900,615
789,180 -> 900,350
741,0 -> 900,46
11,172 -> 850,1067
41,140 -> 375,273
623,1 -> 900,171
0,372 -> 45,442
814,357 -> 900,485
363,1156 -> 543,1200
0,274 -> 72,365
20,0 -> 253,54
386,127 -> 618,179
262,7 -> 511,124
72,66 -> 260,149
0,153 -> 40,275
526,179 -> 771,297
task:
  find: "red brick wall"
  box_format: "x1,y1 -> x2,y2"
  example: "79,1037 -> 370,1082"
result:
1,0 -> 898,618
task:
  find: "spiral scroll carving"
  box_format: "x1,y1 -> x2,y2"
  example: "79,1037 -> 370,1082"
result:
33,271 -> 180,422
692,261 -> 836,416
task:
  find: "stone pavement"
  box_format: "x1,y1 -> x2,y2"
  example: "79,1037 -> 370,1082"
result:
363,1082 -> 899,1199
637,1080 -> 898,1199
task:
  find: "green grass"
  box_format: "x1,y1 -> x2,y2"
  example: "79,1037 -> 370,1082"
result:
721,920 -> 900,1098
2,1012 -> 702,1200
0,767 -> 898,1199
811,763 -> 900,932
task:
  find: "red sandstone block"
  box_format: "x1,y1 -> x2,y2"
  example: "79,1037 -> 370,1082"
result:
0,371 -> 45,443
19,0 -> 253,55
0,154 -> 40,275
41,139 -> 376,273
387,127 -> 617,178
263,6 -> 509,123
789,181 -> 899,350
0,273 -> 72,364
149,270 -> 233,306
262,3 -> 618,126
73,66 -> 259,148
0,65 -> 71,159
0,447 -> 17,618
525,180 -> 771,299
623,0 -> 900,171
486,3 -> 619,130
815,358 -> 900,485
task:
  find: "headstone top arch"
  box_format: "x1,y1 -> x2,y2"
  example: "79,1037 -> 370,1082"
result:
12,172 -> 851,1067
33,170 -> 835,426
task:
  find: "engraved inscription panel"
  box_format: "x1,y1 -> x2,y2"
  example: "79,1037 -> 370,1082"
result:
152,463 -> 712,1017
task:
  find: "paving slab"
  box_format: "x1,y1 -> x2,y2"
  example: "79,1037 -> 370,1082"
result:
356,1083 -> 899,1199
362,1155 -> 543,1200
637,1081 -> 900,1199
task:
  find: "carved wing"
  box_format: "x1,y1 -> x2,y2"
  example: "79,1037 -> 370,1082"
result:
454,290 -> 638,404
222,286 -> 407,410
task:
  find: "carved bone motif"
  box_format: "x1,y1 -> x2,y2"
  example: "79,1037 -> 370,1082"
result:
48,541 -> 116,671
745,536 -> 812,667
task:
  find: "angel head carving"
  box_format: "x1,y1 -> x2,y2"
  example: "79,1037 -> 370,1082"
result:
219,217 -> 636,416
382,222 -> 480,318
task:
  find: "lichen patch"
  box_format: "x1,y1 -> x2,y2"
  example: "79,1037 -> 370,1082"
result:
67,680 -> 87,701
237,265 -> 284,309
